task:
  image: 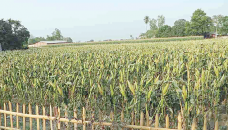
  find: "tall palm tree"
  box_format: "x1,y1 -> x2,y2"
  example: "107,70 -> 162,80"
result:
144,16 -> 150,32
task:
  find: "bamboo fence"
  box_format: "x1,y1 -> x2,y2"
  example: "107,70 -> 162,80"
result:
0,101 -> 221,130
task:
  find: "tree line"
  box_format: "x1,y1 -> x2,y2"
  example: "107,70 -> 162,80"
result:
28,28 -> 73,45
0,19 -> 73,51
141,9 -> 228,38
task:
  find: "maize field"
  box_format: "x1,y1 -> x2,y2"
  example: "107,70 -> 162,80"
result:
0,38 -> 228,129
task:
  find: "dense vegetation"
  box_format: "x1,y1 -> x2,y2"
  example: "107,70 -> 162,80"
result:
0,39 -> 227,129
28,28 -> 73,45
142,9 -> 228,38
0,19 -> 30,51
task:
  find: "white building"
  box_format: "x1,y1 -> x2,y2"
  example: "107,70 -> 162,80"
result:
29,41 -> 68,47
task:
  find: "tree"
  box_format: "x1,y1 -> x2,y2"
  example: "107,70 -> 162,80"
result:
0,19 -> 30,51
28,37 -> 46,45
30,28 -> 73,44
144,16 -> 150,32
148,18 -> 158,38
52,28 -> 63,40
46,28 -> 63,40
221,16 -> 228,35
191,9 -> 213,35
139,33 -> 146,39
185,21 -> 193,36
157,15 -> 165,28
0,19 -> 12,51
64,37 -> 73,43
130,35 -> 134,40
156,25 -> 172,38
212,15 -> 224,37
150,18 -> 158,30
172,19 -> 187,37
46,28 -> 63,41
145,29 -> 158,38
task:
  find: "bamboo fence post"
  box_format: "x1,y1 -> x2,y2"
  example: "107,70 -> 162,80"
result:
53,107 -> 57,130
9,101 -> 13,128
83,107 -> 86,130
214,120 -> 218,130
50,105 -> 53,130
121,110 -> 124,130
65,106 -> 68,130
131,111 -> 134,130
155,114 -> 159,128
4,103 -> 6,128
178,113 -> 182,130
29,104 -> 33,130
140,111 -> 144,129
146,111 -> 149,127
91,111 -> 95,130
73,109 -> 77,130
166,115 -> 169,129
16,103 -> 19,129
0,105 -> 1,127
203,114 -> 207,130
191,118 -> 196,130
43,106 -> 46,130
36,105 -> 40,130
110,111 -> 114,130
99,111 -> 103,129
23,104 -> 26,130
57,107 -> 60,130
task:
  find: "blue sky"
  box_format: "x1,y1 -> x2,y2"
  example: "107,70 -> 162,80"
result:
0,0 -> 227,41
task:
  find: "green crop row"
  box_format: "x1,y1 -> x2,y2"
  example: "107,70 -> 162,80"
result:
45,36 -> 204,48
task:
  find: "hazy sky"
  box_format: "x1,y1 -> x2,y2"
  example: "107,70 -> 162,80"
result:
1,0 -> 227,42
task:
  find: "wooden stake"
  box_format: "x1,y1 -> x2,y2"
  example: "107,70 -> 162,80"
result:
83,107 -> 86,130
203,114 -> 207,130
146,111 -> 149,127
57,107 -> 60,130
23,104 -> 26,130
73,109 -> 77,130
43,106 -> 46,130
166,115 -> 169,129
50,105 -> 53,130
29,104 -> 33,130
131,111 -> 134,130
0,105 -> 1,127
140,111 -> 144,128
4,103 -> 6,128
65,106 -> 68,130
16,103 -> 19,129
178,113 -> 182,130
99,111 -> 103,130
36,105 -> 40,130
110,111 -> 114,130
191,118 -> 196,130
54,107 -> 57,130
214,120 -> 218,130
121,110 -> 124,130
155,114 -> 159,128
9,101 -> 13,128
91,112 -> 94,130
